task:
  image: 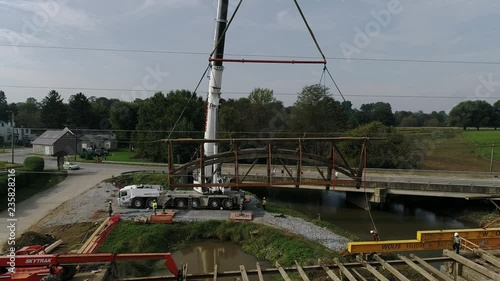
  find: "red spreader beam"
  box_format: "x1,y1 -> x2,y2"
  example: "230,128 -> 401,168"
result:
209,58 -> 326,64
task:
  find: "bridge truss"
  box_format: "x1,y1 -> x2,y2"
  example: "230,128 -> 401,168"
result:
162,137 -> 368,190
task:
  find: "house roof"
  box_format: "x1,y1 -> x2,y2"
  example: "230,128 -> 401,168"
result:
32,128 -> 75,146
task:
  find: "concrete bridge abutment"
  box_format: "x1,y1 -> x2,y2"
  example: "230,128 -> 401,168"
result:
346,188 -> 387,210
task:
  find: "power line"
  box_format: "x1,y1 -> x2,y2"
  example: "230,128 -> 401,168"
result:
1,43 -> 499,65
1,84 -> 498,100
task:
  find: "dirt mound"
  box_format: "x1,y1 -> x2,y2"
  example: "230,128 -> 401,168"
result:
15,231 -> 57,249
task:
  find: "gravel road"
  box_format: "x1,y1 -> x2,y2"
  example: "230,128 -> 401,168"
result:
35,182 -> 350,252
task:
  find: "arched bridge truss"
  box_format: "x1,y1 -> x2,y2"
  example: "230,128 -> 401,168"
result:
162,137 -> 368,190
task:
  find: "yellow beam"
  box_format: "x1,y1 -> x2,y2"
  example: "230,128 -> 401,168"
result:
417,228 -> 500,242
348,238 -> 500,254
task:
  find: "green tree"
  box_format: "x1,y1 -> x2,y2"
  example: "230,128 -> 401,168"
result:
135,90 -> 204,162
41,90 -> 67,129
89,97 -> 119,129
248,88 -> 277,104
109,101 -> 138,150
289,84 -> 348,135
68,93 -> 92,128
493,100 -> 500,130
356,102 -> 395,126
0,91 -> 8,121
449,100 -> 494,130
340,122 -> 416,169
16,98 -> 44,129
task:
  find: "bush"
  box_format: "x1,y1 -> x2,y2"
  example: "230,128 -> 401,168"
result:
23,156 -> 44,171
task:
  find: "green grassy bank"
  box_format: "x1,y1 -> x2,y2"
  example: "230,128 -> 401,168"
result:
99,220 -> 344,277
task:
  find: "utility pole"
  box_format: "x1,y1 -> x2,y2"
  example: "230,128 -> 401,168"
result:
10,111 -> 14,164
490,141 -> 495,173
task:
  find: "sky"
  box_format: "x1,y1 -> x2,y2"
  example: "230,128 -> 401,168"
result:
1,0 -> 499,113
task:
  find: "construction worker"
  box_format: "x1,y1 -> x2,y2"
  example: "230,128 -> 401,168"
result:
152,200 -> 158,215
262,197 -> 267,211
453,232 -> 461,254
370,230 -> 380,241
108,201 -> 113,217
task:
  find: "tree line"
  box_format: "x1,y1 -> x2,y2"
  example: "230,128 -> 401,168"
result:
0,87 -> 495,167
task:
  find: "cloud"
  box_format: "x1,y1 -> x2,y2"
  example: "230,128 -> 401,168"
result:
0,0 -> 100,33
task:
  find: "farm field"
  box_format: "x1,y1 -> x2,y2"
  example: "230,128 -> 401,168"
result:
401,128 -> 500,172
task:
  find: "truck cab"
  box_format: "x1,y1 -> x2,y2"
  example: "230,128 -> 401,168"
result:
117,184 -> 164,209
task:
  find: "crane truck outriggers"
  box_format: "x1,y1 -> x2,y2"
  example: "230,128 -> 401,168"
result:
117,181 -> 245,210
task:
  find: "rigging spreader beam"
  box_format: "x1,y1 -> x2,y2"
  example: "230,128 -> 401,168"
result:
208,58 -> 327,64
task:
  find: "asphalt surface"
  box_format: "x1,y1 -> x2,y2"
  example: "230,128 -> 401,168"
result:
0,148 -> 166,246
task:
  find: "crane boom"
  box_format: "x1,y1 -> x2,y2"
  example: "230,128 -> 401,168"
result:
195,0 -> 229,193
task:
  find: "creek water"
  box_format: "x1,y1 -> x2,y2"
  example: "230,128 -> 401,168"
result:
152,241 -> 272,279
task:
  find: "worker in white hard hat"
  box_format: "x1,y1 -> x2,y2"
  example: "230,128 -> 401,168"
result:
453,232 -> 461,254
370,230 -> 380,241
262,197 -> 267,211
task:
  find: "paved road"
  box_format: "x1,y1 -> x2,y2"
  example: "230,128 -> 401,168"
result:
0,149 -> 166,246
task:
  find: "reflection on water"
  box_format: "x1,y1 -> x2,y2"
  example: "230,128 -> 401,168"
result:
263,188 -> 475,241
153,241 -> 272,280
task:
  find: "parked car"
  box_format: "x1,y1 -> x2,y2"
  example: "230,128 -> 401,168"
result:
95,148 -> 109,157
63,162 -> 80,170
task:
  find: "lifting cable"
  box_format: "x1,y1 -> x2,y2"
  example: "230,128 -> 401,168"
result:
292,0 -> 327,62
167,0 -> 243,139
323,66 -> 379,234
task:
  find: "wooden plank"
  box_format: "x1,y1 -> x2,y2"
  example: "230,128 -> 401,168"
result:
398,255 -> 440,281
213,264 -> 217,281
256,262 -> 264,281
294,260 -> 310,281
360,262 -> 389,281
410,254 -> 454,281
334,258 -> 357,281
444,249 -> 500,281
44,239 -> 63,253
320,265 -> 342,281
351,269 -> 367,281
474,249 -> 500,269
78,217 -> 112,253
374,255 -> 410,281
240,265 -> 249,281
275,262 -> 292,281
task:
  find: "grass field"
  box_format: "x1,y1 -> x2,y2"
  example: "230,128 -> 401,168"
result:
463,130 -> 500,160
104,150 -> 146,162
411,128 -> 500,172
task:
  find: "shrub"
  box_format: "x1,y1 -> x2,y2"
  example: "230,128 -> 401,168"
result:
23,156 -> 44,171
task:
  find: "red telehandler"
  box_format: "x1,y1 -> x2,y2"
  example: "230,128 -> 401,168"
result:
0,251 -> 180,281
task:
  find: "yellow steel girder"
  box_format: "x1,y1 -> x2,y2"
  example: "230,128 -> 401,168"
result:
417,228 -> 500,242
348,238 -> 500,254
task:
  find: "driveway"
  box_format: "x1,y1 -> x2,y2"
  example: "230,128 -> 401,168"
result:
0,157 -> 166,246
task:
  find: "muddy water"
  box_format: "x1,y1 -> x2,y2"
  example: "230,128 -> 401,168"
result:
153,241 -> 272,280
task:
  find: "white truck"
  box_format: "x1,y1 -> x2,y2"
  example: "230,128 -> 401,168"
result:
117,184 -> 165,208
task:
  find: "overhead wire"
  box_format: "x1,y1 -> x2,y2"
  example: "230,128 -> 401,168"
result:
4,84 -> 499,100
2,43 -> 500,65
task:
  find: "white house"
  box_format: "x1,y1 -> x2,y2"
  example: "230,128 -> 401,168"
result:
0,120 -> 32,145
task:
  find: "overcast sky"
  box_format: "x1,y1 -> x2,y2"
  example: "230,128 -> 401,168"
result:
1,0 -> 499,113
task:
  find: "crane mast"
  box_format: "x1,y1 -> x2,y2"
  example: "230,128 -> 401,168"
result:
195,0 -> 228,194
